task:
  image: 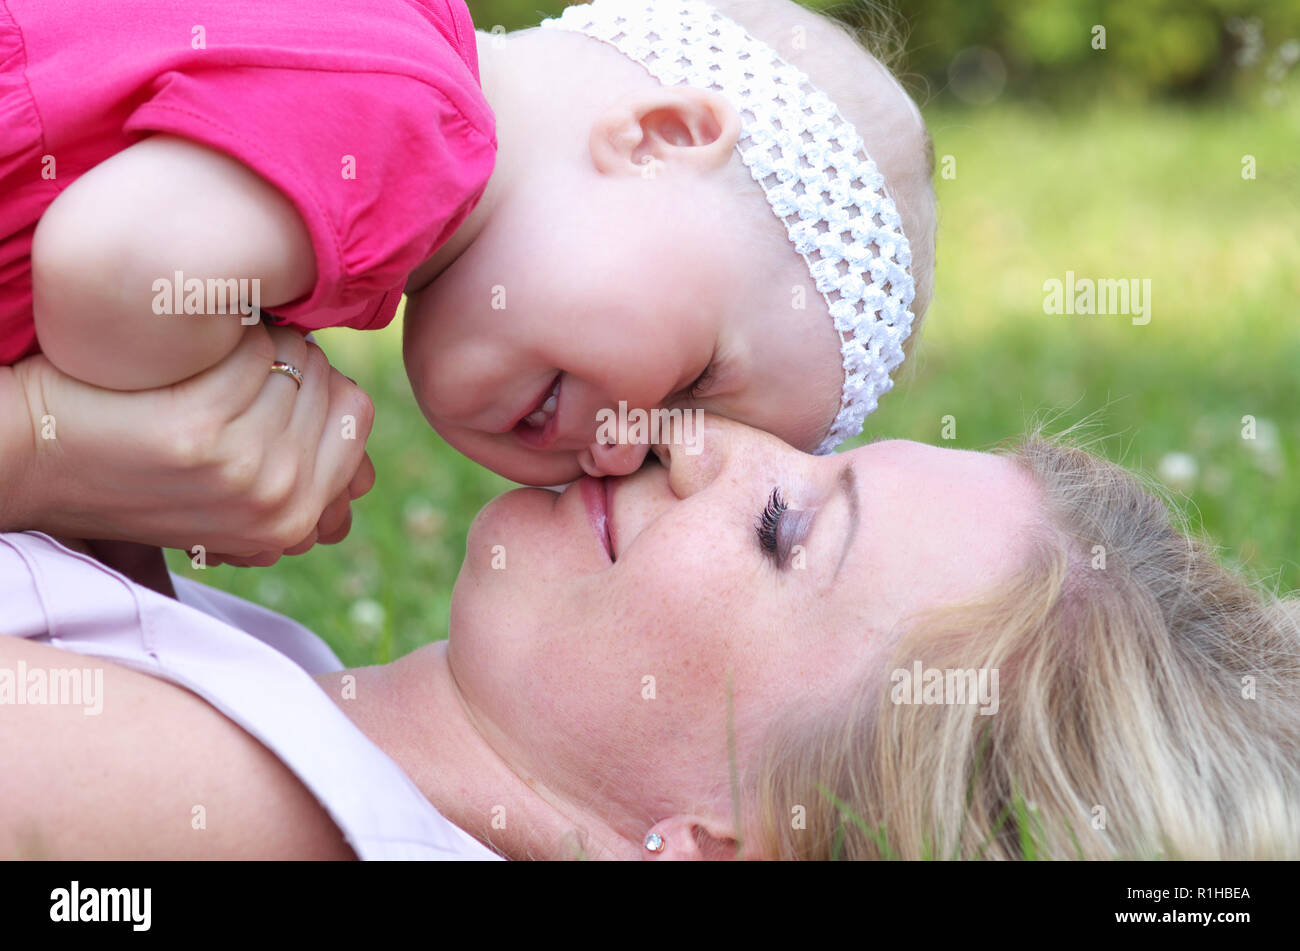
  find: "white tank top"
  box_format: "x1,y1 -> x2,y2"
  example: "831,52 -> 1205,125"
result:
0,531 -> 500,860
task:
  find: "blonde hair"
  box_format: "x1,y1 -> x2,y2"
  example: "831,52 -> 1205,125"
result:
750,433 -> 1300,859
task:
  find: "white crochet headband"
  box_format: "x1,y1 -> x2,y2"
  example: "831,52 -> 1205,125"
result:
541,0 -> 917,454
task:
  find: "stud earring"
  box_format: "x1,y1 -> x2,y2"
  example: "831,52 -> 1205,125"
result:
644,832 -> 665,853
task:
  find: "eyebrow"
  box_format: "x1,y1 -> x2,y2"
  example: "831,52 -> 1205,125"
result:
832,463 -> 860,581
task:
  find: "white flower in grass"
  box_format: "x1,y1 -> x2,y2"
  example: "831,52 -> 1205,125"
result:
257,577 -> 287,608
403,497 -> 445,538
1157,452 -> 1198,492
1243,417 -> 1283,475
349,598 -> 385,642
1243,417 -> 1280,453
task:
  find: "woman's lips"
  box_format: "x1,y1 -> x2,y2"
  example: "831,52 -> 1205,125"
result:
579,476 -> 614,563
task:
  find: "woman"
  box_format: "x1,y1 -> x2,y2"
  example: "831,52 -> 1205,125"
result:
4,408 -> 1298,860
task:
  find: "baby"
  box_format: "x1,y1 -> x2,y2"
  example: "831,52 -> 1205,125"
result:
3,0 -> 935,549
406,0 -> 938,485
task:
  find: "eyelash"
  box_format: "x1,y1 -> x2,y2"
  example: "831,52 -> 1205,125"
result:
687,358 -> 717,399
756,487 -> 788,561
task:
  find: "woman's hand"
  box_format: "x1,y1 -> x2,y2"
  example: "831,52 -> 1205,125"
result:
3,323 -> 375,564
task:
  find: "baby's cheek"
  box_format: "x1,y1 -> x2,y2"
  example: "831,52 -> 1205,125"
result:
502,447 -> 586,487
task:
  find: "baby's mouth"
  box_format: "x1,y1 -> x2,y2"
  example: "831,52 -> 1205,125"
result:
521,376 -> 559,428
514,374 -> 562,447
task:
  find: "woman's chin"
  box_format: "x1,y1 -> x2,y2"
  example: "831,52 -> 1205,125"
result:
464,483 -> 559,551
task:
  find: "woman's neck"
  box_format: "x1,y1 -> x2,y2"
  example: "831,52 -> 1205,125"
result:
312,641 -> 634,860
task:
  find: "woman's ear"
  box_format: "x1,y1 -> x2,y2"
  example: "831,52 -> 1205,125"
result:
590,88 -> 741,177
641,814 -> 745,861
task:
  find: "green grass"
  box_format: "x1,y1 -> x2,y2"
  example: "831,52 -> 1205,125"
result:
165,98 -> 1300,666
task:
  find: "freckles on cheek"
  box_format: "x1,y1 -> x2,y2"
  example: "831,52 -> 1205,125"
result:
647,590 -> 756,711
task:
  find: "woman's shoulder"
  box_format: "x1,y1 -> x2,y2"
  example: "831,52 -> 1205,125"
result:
0,531 -> 500,860
169,575 -> 345,676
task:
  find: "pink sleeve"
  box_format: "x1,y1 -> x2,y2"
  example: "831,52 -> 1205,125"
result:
123,63 -> 495,332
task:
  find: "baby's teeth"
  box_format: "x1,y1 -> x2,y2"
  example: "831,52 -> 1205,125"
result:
521,379 -> 560,428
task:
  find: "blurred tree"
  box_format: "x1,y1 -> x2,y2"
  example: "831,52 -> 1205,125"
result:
464,0 -> 1300,104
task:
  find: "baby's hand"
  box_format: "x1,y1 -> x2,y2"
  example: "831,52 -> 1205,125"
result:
11,324 -> 375,564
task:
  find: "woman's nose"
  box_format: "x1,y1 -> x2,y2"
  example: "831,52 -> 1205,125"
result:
650,415 -> 731,498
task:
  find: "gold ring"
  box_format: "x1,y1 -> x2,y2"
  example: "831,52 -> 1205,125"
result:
269,360 -> 304,389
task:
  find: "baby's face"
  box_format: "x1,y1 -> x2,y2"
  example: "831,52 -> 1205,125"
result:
402,168 -> 845,486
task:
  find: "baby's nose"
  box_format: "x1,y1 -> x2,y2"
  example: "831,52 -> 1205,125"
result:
579,439 -> 651,478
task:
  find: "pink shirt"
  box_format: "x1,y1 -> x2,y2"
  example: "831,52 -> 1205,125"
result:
0,0 -> 496,364
0,531 -> 502,860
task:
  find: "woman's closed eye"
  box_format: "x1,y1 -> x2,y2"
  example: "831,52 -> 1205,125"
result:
755,487 -> 813,569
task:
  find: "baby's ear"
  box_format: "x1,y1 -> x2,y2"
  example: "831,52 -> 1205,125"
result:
589,88 -> 740,177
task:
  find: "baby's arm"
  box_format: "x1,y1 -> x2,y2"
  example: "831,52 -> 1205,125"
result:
31,135 -> 316,390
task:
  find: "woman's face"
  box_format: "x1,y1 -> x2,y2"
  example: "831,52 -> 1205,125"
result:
447,416 -> 1041,834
